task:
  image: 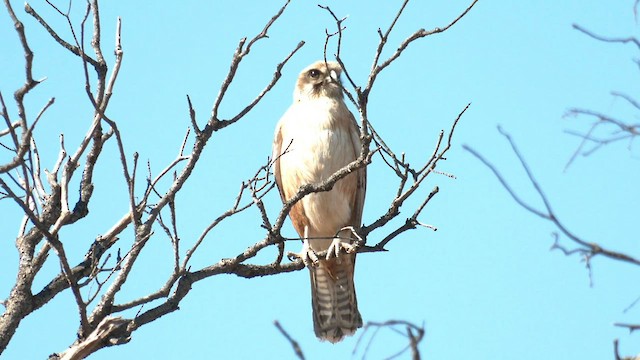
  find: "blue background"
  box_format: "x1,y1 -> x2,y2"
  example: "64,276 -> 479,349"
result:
1,0 -> 639,359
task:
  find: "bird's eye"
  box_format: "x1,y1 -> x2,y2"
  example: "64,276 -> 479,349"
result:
308,69 -> 321,79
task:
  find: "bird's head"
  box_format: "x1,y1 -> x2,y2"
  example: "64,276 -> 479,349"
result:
294,60 -> 344,102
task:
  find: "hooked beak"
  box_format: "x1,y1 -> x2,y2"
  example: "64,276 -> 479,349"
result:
326,69 -> 339,83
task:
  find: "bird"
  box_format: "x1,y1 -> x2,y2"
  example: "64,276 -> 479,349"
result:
272,60 -> 366,343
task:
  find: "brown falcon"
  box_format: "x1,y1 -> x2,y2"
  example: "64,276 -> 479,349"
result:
272,60 -> 366,343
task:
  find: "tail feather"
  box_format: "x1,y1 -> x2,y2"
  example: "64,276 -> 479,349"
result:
309,254 -> 362,343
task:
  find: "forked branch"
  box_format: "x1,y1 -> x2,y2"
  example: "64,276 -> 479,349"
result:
464,127 -> 640,268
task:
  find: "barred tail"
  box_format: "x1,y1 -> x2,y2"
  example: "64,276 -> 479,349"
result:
309,254 -> 362,343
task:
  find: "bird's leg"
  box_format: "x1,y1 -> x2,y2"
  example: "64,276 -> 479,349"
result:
287,225 -> 319,267
326,226 -> 359,260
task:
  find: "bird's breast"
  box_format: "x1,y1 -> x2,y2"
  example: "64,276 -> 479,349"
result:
279,100 -> 355,184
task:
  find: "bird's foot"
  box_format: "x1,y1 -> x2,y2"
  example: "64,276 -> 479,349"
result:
326,238 -> 357,260
287,240 -> 319,267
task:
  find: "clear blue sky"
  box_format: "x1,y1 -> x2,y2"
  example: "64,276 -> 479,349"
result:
1,0 -> 639,359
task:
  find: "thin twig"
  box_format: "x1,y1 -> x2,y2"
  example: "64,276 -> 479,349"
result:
573,24 -> 640,50
464,128 -> 640,268
354,320 -> 425,360
274,321 -> 305,360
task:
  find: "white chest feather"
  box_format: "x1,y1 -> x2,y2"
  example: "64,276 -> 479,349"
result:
278,98 -> 355,182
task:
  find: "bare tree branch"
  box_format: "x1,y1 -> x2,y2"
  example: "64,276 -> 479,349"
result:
274,321 -> 305,360
562,23 -> 640,170
573,23 -> 640,50
464,127 -> 640,269
563,107 -> 639,169
464,9 -> 640,360
361,103 -> 469,250
25,3 -> 100,69
365,0 -> 479,98
354,320 -> 425,360
0,0 -> 478,357
0,0 -> 44,174
615,323 -> 640,333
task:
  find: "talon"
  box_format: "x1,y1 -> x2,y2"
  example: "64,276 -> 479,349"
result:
289,240 -> 319,267
325,238 -> 357,260
343,242 -> 357,254
308,249 -> 319,265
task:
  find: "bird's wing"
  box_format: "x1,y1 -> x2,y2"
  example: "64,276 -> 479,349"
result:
348,112 -> 366,228
273,107 -> 310,239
